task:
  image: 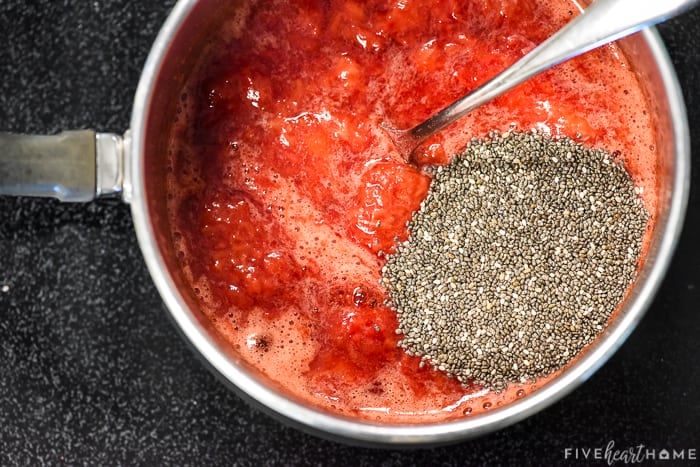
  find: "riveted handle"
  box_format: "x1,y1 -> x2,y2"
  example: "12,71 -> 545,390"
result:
0,130 -> 125,202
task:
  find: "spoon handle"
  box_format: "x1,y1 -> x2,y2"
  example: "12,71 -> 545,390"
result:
407,0 -> 700,143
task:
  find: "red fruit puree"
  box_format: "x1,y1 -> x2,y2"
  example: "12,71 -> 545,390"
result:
166,0 -> 658,422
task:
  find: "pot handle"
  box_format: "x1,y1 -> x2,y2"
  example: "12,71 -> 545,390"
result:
0,130 -> 126,202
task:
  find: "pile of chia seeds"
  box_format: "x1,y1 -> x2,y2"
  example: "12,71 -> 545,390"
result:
381,131 -> 649,391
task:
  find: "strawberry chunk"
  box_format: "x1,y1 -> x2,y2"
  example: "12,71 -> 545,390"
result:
308,300 -> 400,385
350,162 -> 431,254
413,141 -> 449,167
413,39 -> 445,74
199,189 -> 301,313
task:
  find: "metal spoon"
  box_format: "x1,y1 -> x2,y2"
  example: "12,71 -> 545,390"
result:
384,0 -> 699,161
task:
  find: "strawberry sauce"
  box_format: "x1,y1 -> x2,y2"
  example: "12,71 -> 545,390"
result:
167,0 -> 657,422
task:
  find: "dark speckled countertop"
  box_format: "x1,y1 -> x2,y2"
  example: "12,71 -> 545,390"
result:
1,1 -> 698,465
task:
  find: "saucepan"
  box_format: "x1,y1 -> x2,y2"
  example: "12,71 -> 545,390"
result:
0,0 -> 690,446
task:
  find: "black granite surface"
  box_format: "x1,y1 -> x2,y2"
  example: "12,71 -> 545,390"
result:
1,1 -> 698,465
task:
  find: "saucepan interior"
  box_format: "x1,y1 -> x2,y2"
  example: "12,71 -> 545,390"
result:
128,0 -> 689,446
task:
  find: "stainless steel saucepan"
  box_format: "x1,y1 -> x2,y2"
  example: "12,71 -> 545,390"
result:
0,0 -> 690,446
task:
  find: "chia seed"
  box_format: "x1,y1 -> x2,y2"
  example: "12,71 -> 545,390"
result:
381,131 -> 649,391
